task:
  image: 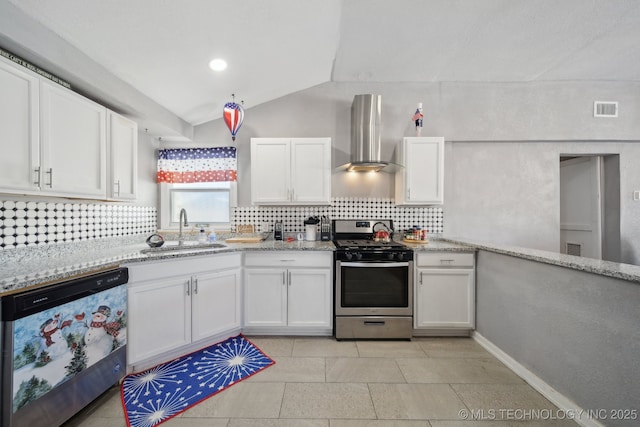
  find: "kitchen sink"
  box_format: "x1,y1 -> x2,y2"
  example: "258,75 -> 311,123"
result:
140,241 -> 227,254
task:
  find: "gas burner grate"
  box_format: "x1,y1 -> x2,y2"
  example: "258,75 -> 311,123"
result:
334,239 -> 409,250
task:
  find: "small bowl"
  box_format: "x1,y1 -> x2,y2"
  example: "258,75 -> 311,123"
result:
146,233 -> 165,248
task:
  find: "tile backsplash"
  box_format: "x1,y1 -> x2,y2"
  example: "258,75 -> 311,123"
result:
0,200 -> 157,249
0,197 -> 442,250
232,197 -> 443,234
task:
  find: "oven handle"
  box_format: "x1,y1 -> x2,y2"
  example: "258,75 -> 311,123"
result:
340,262 -> 410,268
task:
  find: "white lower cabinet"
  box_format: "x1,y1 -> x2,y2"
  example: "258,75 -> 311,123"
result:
127,275 -> 191,363
126,253 -> 241,368
414,252 -> 475,332
243,252 -> 332,335
191,268 -> 242,341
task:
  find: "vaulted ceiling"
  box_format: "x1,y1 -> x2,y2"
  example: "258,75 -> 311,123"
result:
3,0 -> 640,133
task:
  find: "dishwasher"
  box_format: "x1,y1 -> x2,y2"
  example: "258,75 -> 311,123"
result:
1,267 -> 128,427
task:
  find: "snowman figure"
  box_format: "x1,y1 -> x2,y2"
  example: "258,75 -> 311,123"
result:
37,315 -> 73,362
84,305 -> 121,367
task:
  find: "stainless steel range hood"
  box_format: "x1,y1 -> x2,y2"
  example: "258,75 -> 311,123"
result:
342,94 -> 392,172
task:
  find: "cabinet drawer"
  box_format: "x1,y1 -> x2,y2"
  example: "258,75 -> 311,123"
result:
416,252 -> 474,267
126,253 -> 241,283
244,251 -> 332,268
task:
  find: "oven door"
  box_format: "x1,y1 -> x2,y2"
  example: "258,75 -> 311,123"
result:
336,260 -> 413,316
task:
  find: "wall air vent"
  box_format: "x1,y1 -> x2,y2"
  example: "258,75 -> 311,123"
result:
593,101 -> 618,118
566,242 -> 582,257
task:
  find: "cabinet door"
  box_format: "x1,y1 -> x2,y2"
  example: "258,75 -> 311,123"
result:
415,268 -> 474,328
396,137 -> 444,205
287,268 -> 332,328
127,277 -> 191,364
40,81 -> 107,198
291,138 -> 331,204
108,111 -> 137,200
192,269 -> 241,342
0,57 -> 40,193
250,138 -> 290,204
244,268 -> 287,327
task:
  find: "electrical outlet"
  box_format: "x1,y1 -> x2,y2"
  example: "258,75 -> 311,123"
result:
634,191 -> 640,201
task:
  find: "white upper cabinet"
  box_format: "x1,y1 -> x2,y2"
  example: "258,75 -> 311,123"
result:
395,137 -> 444,205
40,80 -> 107,198
290,138 -> 331,204
0,56 -> 140,201
251,137 -> 331,205
251,138 -> 290,204
0,56 -> 40,193
108,111 -> 138,200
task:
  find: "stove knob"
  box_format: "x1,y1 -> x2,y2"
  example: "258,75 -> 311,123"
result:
386,252 -> 395,260
355,252 -> 363,261
345,252 -> 353,261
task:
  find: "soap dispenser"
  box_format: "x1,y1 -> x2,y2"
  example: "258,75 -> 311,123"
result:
198,229 -> 207,243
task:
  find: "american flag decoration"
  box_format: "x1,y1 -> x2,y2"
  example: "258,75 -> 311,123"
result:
223,94 -> 245,142
411,102 -> 423,126
412,102 -> 424,136
157,147 -> 237,183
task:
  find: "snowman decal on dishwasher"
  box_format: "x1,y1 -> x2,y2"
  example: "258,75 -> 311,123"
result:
83,305 -> 127,367
37,316 -> 73,362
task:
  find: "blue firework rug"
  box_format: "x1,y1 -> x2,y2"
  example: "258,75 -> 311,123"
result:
120,334 -> 275,427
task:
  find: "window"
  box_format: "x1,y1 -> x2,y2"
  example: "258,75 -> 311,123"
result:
159,182 -> 236,230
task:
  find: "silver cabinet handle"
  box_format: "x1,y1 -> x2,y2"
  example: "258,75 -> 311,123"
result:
193,277 -> 198,294
34,167 -> 41,186
45,168 -> 53,187
185,280 -> 191,296
282,271 -> 286,285
114,180 -> 120,196
419,272 -> 423,285
288,271 -> 291,286
440,259 -> 454,265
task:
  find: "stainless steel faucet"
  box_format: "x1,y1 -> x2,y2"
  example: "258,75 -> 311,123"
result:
178,208 -> 188,245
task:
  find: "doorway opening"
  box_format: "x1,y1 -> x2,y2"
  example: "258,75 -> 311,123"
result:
559,154 -> 620,262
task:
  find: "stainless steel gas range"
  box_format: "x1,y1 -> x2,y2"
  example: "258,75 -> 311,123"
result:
333,219 -> 414,340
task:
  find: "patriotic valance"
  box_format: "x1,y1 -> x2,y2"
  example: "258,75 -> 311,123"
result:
157,147 -> 237,183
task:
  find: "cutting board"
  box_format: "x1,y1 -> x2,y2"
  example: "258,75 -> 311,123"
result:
225,235 -> 265,243
403,238 -> 429,244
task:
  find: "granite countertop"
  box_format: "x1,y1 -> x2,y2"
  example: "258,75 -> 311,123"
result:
3,233 -> 638,296
400,239 -> 475,252
444,237 -> 640,284
0,235 -> 336,295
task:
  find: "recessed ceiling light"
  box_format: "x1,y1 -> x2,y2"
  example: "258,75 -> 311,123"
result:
209,58 -> 227,71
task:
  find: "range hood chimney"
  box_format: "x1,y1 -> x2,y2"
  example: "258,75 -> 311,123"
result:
346,94 -> 389,172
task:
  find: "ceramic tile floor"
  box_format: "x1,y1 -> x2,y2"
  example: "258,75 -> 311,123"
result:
64,337 -> 577,427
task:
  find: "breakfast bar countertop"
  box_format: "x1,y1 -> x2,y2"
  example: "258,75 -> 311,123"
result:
444,237 -> 640,284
